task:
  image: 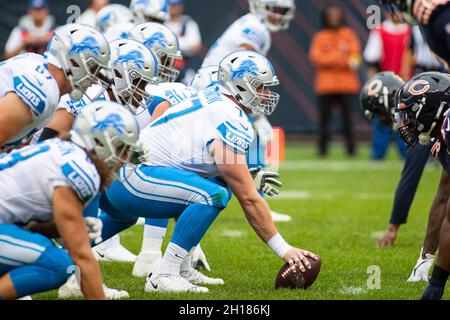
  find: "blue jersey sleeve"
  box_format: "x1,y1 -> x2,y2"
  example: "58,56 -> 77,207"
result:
216,120 -> 253,154
61,161 -> 98,203
146,95 -> 168,116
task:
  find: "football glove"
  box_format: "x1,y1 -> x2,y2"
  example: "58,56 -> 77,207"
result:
128,141 -> 150,164
250,166 -> 282,197
84,217 -> 103,245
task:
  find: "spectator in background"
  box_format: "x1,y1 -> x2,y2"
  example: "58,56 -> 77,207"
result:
77,0 -> 109,27
4,0 -> 55,59
363,15 -> 412,161
309,5 -> 361,158
165,0 -> 203,85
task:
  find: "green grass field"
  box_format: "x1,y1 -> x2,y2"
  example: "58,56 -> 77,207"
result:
34,142 -> 450,300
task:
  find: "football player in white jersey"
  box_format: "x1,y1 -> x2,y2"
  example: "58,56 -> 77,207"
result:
130,0 -> 169,24
95,51 -> 318,293
96,4 -> 135,42
0,23 -> 111,153
0,101 -> 139,299
201,0 -> 296,223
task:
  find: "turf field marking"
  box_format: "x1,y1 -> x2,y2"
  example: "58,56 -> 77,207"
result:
219,230 -> 246,238
276,161 -> 439,172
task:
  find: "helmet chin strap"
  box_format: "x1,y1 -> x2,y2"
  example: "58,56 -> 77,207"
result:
418,101 -> 447,145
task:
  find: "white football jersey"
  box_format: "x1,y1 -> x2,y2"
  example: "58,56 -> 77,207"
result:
0,53 -> 60,150
135,82 -> 192,128
201,14 -> 271,68
58,84 -> 109,118
139,86 -> 254,177
0,138 -> 100,225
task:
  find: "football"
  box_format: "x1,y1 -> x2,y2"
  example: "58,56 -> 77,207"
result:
275,256 -> 321,289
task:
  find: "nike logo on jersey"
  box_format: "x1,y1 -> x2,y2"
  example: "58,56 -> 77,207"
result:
240,123 -> 249,131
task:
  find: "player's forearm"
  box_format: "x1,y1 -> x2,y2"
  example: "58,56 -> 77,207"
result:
240,194 -> 277,242
75,254 -> 106,300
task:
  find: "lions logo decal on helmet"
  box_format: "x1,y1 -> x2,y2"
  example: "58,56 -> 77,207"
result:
92,113 -> 127,135
69,37 -> 102,56
230,60 -> 259,81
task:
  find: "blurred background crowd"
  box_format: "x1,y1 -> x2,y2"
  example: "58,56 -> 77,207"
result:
0,0 -> 446,159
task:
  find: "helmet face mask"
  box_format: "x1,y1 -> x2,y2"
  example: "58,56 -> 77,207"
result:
128,23 -> 182,83
249,0 -> 296,32
218,51 -> 280,116
157,52 -> 181,83
110,39 -> 159,114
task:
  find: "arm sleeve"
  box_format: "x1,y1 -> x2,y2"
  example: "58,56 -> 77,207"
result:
238,26 -> 269,53
215,119 -> 254,155
363,30 -> 382,63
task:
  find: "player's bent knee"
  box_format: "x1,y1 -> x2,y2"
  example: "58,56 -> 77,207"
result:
211,186 -> 231,210
36,245 -> 74,288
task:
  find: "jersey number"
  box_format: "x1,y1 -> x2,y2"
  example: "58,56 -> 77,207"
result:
0,144 -> 50,171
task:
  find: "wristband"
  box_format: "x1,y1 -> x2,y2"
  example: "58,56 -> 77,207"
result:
267,233 -> 292,258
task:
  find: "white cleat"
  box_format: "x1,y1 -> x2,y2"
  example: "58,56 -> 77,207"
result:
192,245 -> 211,272
407,248 -> 435,282
93,244 -> 137,263
132,251 -> 162,278
270,210 -> 292,222
58,275 -> 129,300
17,296 -> 32,300
145,273 -> 209,293
136,218 -> 145,225
181,269 -> 224,286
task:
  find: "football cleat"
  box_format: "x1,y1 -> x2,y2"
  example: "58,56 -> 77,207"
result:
132,250 -> 162,278
145,273 -> 209,293
93,243 -> 137,263
407,249 -> 434,282
181,269 -> 224,286
271,210 -> 292,222
58,275 -> 129,300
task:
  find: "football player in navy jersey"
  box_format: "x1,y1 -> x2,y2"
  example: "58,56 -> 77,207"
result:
396,71 -> 450,299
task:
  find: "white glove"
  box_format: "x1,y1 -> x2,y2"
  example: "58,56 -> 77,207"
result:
252,115 -> 273,146
128,141 -> 150,165
407,248 -> 434,282
191,244 -> 211,272
250,166 -> 282,197
84,217 -> 103,245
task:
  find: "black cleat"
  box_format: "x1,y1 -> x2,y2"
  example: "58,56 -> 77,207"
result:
421,284 -> 445,300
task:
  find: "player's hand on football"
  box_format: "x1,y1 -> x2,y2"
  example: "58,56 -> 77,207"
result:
84,217 -> 103,245
283,248 -> 319,273
250,166 -> 282,197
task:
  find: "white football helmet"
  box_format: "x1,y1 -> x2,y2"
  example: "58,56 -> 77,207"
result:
130,0 -> 169,23
218,51 -> 280,115
96,4 -> 134,33
190,66 -> 219,92
70,101 -> 140,170
110,39 -> 159,115
249,0 -> 296,32
128,22 -> 182,83
46,24 -> 112,100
